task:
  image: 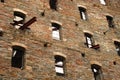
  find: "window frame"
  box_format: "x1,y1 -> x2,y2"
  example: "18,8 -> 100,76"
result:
11,46 -> 26,69
54,55 -> 65,76
78,7 -> 87,20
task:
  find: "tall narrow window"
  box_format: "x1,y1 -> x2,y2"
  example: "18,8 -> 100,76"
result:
99,0 -> 106,5
114,41 -> 120,56
49,0 -> 57,10
106,16 -> 114,28
55,55 -> 65,76
12,11 -> 26,29
51,23 -> 61,40
91,64 -> 103,80
78,7 -> 87,20
84,33 -> 94,48
1,0 -> 4,3
11,46 -> 25,69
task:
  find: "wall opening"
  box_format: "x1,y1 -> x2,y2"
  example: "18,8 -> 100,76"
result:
49,0 -> 58,10
91,64 -> 103,80
78,7 -> 87,20
84,32 -> 100,50
1,0 -> 4,3
114,41 -> 120,56
54,55 -> 65,76
106,16 -> 114,28
99,0 -> 106,5
84,33 -> 94,48
11,11 -> 26,29
11,46 -> 25,69
51,22 -> 61,40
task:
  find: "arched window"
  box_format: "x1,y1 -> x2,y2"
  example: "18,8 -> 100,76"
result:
84,33 -> 94,48
106,15 -> 114,28
54,55 -> 65,76
78,7 -> 87,20
91,64 -> 103,80
51,22 -> 61,40
49,0 -> 58,10
114,41 -> 120,56
11,45 -> 26,69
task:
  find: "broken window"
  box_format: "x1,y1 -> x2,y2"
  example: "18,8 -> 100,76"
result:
78,7 -> 87,20
91,64 -> 103,80
49,0 -> 58,10
84,33 -> 100,50
114,41 -> 120,56
106,16 -> 114,28
51,23 -> 61,40
1,0 -> 4,3
99,0 -> 106,5
12,11 -> 26,29
55,55 -> 65,76
84,33 -> 94,48
11,46 -> 25,69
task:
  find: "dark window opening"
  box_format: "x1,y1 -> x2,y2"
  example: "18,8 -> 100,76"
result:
114,41 -> 120,56
78,7 -> 87,20
0,28 -> 3,36
55,55 -> 65,76
1,0 -> 4,3
49,0 -> 57,10
106,16 -> 114,28
51,23 -> 61,40
91,64 -> 103,80
11,46 -> 25,69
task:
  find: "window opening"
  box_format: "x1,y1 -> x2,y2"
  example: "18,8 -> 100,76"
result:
1,0 -> 4,3
78,7 -> 87,20
11,11 -> 26,29
55,55 -> 65,76
99,0 -> 106,5
114,41 -> 120,56
106,16 -> 114,28
84,33 -> 100,50
11,46 -> 25,69
91,64 -> 103,80
84,33 -> 94,48
49,0 -> 57,10
51,23 -> 61,40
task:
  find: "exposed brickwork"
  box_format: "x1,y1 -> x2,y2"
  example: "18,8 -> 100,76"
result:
0,0 -> 120,80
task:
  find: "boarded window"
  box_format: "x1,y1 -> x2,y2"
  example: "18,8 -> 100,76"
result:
114,41 -> 120,56
49,0 -> 57,10
91,64 -> 103,80
11,46 -> 25,69
55,55 -> 65,76
51,23 -> 61,40
78,7 -> 87,20
106,16 -> 114,28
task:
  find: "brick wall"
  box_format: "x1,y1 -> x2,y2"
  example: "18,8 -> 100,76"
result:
0,0 -> 120,80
